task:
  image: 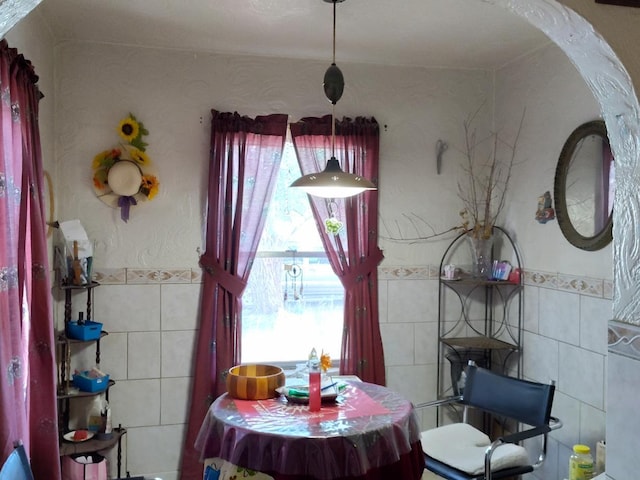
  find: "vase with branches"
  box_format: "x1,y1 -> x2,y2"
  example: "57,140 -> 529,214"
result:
378,106 -> 524,278
458,106 -> 524,276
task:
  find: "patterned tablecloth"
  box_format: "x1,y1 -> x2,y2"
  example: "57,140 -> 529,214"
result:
195,380 -> 424,480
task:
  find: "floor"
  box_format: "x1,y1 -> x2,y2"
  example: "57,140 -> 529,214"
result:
422,471 -> 445,479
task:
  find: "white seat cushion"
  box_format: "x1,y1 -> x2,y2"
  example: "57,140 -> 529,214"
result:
421,423 -> 530,475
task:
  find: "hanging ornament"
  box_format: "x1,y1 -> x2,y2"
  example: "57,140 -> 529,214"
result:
324,199 -> 344,235
283,250 -> 303,302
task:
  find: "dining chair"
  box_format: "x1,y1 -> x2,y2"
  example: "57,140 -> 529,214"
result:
0,441 -> 34,480
416,361 -> 562,480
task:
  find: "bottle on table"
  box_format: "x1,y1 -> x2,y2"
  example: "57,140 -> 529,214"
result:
569,444 -> 594,480
308,348 -> 321,412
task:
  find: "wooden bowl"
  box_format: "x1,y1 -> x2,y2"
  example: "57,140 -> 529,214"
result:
226,364 -> 285,400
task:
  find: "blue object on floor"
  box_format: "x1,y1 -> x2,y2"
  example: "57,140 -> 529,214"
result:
0,441 -> 35,480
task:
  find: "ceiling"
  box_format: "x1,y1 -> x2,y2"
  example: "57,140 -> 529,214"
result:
34,0 -> 552,70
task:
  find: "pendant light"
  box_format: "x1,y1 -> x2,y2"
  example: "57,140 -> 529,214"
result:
290,0 -> 377,199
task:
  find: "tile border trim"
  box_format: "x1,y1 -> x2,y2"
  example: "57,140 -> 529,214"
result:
94,266 -> 611,300
93,268 -> 202,285
379,266 -> 611,299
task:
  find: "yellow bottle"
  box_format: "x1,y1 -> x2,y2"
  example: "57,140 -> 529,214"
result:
569,444 -> 594,480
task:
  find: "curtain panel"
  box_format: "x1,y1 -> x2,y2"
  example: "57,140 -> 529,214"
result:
0,40 -> 60,477
290,115 -> 385,386
180,110 -> 287,479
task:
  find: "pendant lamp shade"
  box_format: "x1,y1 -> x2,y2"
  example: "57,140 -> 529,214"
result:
290,0 -> 377,198
290,156 -> 376,198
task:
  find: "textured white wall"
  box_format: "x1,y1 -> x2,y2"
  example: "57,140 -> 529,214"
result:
52,39 -> 610,278
496,43 -> 611,278
52,42 -> 494,270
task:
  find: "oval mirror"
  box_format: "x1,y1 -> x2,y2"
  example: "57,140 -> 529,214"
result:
554,120 -> 614,251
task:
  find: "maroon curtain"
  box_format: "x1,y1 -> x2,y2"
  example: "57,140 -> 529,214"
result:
0,40 -> 61,477
180,110 -> 287,479
290,115 -> 385,385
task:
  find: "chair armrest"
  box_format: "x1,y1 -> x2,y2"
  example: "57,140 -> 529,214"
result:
499,425 -> 551,445
414,395 -> 463,410
497,417 -> 561,445
549,416 -> 563,431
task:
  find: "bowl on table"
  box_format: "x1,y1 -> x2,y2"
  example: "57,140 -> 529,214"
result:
226,364 -> 285,400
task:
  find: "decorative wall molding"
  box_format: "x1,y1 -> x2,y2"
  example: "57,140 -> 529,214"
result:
609,320 -> 640,360
93,267 -> 202,285
0,0 -> 41,38
95,266 -> 611,300
366,266 -> 610,298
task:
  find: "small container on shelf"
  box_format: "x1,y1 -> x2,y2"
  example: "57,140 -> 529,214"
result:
66,316 -> 103,341
73,369 -> 110,393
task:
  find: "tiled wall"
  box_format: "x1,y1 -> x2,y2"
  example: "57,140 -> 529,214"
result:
58,268 -> 203,480
378,266 -> 611,480
59,264 -> 610,479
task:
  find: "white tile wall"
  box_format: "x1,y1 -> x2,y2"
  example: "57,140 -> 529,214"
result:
128,331 -> 161,379
161,377 -> 191,425
161,284 -> 201,331
126,424 -> 185,476
379,265 -> 610,480
66,269 -> 200,478
607,349 -> 640,480
65,265 -> 608,478
558,344 -> 604,409
161,330 -> 197,378
96,284 -> 161,332
110,379 -> 161,427
539,288 -> 580,344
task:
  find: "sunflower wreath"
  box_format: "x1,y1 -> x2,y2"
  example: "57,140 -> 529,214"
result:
92,113 -> 159,222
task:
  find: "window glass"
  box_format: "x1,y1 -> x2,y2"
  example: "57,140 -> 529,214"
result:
241,140 -> 344,364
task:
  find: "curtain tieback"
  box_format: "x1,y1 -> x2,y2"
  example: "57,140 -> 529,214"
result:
340,247 -> 384,288
199,253 -> 247,297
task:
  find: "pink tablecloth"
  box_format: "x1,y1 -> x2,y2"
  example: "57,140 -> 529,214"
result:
195,381 -> 424,480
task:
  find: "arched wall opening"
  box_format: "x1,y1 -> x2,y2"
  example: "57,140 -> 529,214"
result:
488,0 -> 639,321
485,1 -> 640,479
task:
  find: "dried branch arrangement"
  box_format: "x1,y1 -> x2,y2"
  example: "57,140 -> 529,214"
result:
459,106 -> 524,239
381,106 -> 525,244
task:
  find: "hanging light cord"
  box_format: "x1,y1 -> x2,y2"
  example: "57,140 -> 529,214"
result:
331,104 -> 336,158
332,0 -> 337,64
331,0 -> 337,159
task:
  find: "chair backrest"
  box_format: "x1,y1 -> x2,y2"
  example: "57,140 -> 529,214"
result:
0,442 -> 34,480
461,363 -> 555,427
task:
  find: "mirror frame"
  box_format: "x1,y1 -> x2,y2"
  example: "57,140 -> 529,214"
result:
554,120 -> 613,251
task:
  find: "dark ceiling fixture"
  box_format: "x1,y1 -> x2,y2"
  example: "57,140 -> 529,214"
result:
290,0 -> 377,199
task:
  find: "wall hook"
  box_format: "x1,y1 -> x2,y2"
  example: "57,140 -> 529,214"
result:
436,139 -> 448,175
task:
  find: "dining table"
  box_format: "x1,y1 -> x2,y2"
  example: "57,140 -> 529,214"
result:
194,379 -> 425,480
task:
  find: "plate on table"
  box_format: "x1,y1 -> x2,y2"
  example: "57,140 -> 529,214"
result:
63,430 -> 95,443
278,383 -> 344,404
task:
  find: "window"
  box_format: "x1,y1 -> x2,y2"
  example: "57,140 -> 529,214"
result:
241,138 -> 344,364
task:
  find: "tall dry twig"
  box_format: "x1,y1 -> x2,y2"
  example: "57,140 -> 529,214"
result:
380,107 -> 525,244
459,107 -> 525,239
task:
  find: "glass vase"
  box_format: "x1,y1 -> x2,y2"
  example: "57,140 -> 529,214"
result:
467,234 -> 494,279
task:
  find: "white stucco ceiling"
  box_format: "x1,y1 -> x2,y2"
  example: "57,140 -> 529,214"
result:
33,0 -> 551,70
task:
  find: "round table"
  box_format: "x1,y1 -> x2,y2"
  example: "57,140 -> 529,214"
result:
195,380 -> 424,480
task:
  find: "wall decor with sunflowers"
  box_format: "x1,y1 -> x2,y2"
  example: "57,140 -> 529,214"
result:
92,114 -> 160,222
